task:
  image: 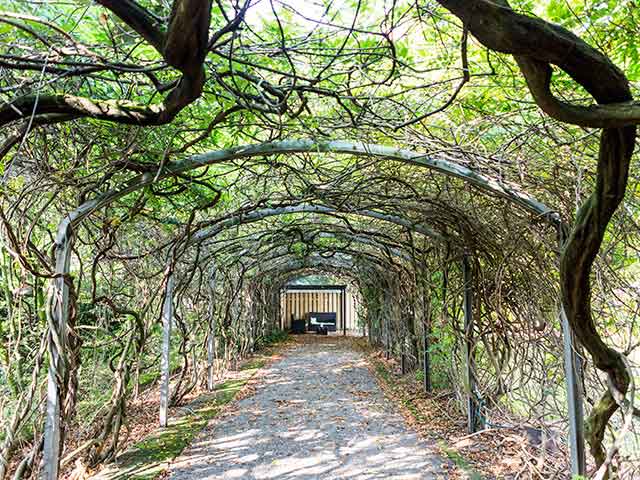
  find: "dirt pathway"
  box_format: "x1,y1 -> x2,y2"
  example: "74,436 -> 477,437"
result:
168,337 -> 448,479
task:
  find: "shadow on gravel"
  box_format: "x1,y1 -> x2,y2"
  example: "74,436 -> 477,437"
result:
169,337 -> 448,479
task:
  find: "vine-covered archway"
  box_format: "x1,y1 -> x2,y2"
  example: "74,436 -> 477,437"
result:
1,1 -> 640,479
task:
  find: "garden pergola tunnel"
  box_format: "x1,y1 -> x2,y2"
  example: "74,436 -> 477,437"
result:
39,140 -> 587,479
2,2 -> 640,478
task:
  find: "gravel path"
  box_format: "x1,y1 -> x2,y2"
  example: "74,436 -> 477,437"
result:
169,338 -> 447,479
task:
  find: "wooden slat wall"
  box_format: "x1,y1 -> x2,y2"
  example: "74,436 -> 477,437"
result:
280,289 -> 359,331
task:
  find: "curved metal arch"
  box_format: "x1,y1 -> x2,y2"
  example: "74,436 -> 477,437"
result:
251,255 -> 366,286
54,138 -> 558,251
256,246 -> 409,277
253,262 -> 361,307
168,209 -> 437,288
185,203 -> 444,248
190,213 -> 436,268
210,243 -> 387,277
198,227 -> 428,273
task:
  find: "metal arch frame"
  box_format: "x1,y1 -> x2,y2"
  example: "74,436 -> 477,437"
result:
191,219 -> 436,272
185,203 -> 445,247
199,225 -> 433,268
255,260 -> 365,300
187,210 -> 584,464
206,265 -> 217,392
159,270 -> 174,428
248,255 -> 364,284
195,232 -> 424,279
41,139 -> 567,479
261,259 -> 365,297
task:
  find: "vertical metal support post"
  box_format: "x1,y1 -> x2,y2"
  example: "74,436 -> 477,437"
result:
385,314 -> 390,360
258,288 -> 263,338
557,229 -> 586,476
342,286 -> 347,336
560,307 -> 586,475
43,232 -> 73,480
159,273 -> 174,427
462,255 -> 481,433
206,268 -> 216,392
206,330 -> 215,391
401,300 -> 407,375
384,290 -> 391,358
279,289 -> 283,331
423,333 -> 431,392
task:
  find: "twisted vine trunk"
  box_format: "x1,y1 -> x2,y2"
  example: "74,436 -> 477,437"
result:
561,127 -> 635,466
435,0 -> 638,469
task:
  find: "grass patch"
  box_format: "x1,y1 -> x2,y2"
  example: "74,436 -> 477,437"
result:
257,329 -> 290,349
438,442 -> 484,480
241,358 -> 266,371
94,363 -> 263,480
374,361 -> 391,383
